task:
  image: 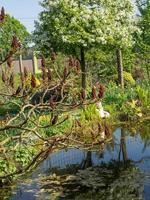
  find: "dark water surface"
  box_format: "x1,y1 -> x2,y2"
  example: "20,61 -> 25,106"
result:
1,122 -> 150,200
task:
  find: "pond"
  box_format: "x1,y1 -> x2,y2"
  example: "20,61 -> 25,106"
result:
1,121 -> 150,200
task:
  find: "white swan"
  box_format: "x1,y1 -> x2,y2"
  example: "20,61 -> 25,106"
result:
96,102 -> 110,118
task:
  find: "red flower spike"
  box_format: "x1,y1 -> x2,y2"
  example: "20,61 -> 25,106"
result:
41,56 -> 45,68
63,66 -> 68,81
47,68 -> 52,81
49,97 -> 55,109
104,125 -> 110,137
0,7 -> 5,22
80,89 -> 86,101
1,7 -> 5,17
15,86 -> 22,96
75,60 -> 80,71
68,56 -> 75,67
51,115 -> 58,125
31,74 -> 36,88
11,36 -> 20,50
98,84 -> 105,99
92,86 -> 97,100
42,67 -> 46,80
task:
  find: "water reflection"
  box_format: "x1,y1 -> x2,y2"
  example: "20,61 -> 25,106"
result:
0,122 -> 150,200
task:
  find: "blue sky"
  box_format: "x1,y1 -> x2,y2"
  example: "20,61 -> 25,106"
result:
0,0 -> 138,33
0,0 -> 42,33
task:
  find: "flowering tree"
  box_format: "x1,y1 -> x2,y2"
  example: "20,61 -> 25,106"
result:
33,0 -> 137,89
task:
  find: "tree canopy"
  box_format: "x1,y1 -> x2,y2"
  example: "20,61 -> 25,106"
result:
0,12 -> 30,59
136,0 -> 150,52
134,0 -> 150,78
34,0 -> 137,53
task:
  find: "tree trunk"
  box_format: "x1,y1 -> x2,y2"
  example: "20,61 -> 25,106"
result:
82,151 -> 92,169
19,54 -> 24,87
116,49 -> 124,89
121,128 -> 128,164
80,47 -> 86,89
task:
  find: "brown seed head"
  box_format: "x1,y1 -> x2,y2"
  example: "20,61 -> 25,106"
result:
104,125 -> 110,137
98,84 -> 105,99
0,7 -> 5,22
75,60 -> 80,71
31,74 -> 36,88
47,68 -> 52,81
63,66 -> 68,81
15,86 -> 22,95
41,56 -> 45,68
49,96 -> 55,109
51,115 -> 58,125
11,36 -> 21,50
80,89 -> 86,102
68,56 -> 75,67
42,67 -> 46,80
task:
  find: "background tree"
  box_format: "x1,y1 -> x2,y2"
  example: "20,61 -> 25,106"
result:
135,0 -> 150,79
33,0 -> 137,89
0,8 -> 30,60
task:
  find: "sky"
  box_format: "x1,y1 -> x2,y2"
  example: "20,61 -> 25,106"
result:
0,0 -> 42,33
0,0 -> 138,33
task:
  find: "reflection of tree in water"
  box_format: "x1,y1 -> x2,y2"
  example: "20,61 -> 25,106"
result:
118,128 -> 128,163
40,160 -> 143,200
40,128 -> 144,200
139,121 -> 150,152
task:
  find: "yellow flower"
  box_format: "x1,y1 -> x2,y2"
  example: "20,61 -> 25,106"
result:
24,73 -> 41,89
39,115 -> 49,123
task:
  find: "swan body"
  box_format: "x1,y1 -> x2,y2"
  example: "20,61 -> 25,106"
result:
96,102 -> 110,118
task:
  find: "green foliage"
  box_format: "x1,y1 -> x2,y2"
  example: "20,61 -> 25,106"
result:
136,0 -> 150,51
103,82 -> 150,121
136,85 -> 150,111
15,145 -> 36,167
0,14 -> 29,59
113,71 -> 136,86
103,83 -> 135,109
0,102 -> 20,116
123,71 -> 136,85
120,100 -> 142,121
134,0 -> 150,79
80,104 -> 99,122
86,47 -> 117,82
38,114 -> 74,137
0,160 -> 8,175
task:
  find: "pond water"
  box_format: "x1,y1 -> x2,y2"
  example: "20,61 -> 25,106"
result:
1,121 -> 150,200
